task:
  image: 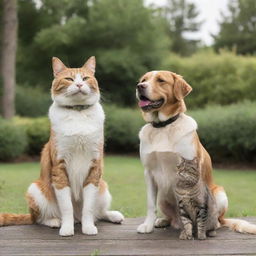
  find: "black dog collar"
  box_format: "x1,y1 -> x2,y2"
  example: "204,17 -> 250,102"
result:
152,114 -> 180,128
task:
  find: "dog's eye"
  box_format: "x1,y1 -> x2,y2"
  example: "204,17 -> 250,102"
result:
141,78 -> 146,83
65,77 -> 74,81
157,78 -> 165,83
83,76 -> 90,81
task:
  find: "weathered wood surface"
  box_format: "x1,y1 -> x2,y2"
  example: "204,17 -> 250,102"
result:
0,217 -> 256,256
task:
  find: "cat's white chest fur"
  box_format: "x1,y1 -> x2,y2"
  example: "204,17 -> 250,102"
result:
49,102 -> 105,201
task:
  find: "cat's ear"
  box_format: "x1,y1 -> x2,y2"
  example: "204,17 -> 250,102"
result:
83,56 -> 96,75
52,57 -> 67,77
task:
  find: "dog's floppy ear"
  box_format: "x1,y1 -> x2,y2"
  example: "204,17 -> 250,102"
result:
173,74 -> 192,100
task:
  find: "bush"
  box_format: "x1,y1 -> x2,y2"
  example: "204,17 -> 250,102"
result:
104,102 -> 256,162
14,117 -> 50,156
162,50 -> 256,109
0,119 -> 27,161
104,105 -> 144,152
190,101 -> 256,162
4,102 -> 256,163
16,85 -> 52,117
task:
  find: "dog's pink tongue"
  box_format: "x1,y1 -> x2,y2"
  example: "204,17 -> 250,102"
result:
138,100 -> 151,107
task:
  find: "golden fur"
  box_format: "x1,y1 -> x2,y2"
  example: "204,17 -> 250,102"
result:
137,70 -> 256,235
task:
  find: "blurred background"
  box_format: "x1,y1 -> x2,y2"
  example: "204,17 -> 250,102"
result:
0,0 -> 256,217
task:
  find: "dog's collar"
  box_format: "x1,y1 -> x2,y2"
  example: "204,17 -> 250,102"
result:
151,114 -> 180,128
63,104 -> 92,111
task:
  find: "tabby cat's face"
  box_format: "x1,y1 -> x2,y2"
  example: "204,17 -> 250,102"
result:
51,56 -> 100,106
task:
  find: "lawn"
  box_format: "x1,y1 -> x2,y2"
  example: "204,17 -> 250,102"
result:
0,155 -> 255,218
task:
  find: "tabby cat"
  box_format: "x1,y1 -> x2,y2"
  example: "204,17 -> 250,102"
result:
175,157 -> 219,240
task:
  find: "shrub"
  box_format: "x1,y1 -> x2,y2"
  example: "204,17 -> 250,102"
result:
0,119 -> 27,161
104,105 -> 144,152
5,101 -> 256,163
162,50 -> 256,109
14,117 -> 50,155
16,85 -> 52,117
190,101 -> 256,162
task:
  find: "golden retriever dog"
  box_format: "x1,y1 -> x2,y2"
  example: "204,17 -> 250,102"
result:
136,70 -> 256,235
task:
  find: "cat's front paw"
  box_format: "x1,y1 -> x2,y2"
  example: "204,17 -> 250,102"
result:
179,230 -> 193,240
59,223 -> 74,236
207,230 -> 217,237
197,232 -> 207,240
107,211 -> 124,224
82,224 -> 98,235
137,223 -> 154,233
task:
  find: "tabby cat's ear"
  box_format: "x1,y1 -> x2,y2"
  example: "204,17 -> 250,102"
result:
52,57 -> 67,77
83,56 -> 96,75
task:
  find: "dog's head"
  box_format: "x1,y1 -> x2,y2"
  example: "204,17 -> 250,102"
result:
136,71 -> 192,121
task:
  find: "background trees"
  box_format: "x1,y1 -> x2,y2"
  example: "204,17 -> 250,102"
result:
16,0 -> 170,106
1,0 -> 256,118
214,0 -> 256,54
163,0 -> 202,56
1,0 -> 17,119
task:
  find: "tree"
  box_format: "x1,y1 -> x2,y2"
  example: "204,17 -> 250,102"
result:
214,0 -> 256,55
1,0 -> 18,119
163,0 -> 202,56
16,0 -> 170,106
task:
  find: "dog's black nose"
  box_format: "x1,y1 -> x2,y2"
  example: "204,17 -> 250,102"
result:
137,83 -> 146,90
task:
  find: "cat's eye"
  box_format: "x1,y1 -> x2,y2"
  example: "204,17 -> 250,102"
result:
65,77 -> 74,81
157,78 -> 165,83
83,76 -> 90,81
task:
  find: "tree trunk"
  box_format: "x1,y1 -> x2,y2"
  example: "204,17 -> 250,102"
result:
1,0 -> 17,119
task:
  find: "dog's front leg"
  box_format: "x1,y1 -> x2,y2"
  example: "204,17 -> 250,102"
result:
137,170 -> 157,233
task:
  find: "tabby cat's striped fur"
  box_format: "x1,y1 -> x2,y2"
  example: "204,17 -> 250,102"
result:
175,157 -> 219,240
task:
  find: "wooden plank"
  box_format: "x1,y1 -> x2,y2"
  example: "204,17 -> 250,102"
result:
0,217 -> 256,256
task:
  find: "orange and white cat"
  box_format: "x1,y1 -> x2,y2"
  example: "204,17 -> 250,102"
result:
0,56 -> 124,236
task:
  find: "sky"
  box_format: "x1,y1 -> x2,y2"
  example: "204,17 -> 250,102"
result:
145,0 -> 230,45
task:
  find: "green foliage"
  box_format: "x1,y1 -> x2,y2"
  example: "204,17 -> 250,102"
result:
0,119 -> 27,161
16,0 -> 170,106
104,105 -> 144,152
214,0 -> 256,55
14,117 -> 50,156
16,86 -> 51,117
162,0 -> 202,56
3,101 -> 256,163
190,101 -> 256,162
163,50 -> 256,108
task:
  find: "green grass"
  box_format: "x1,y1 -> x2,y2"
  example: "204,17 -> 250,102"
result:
0,156 -> 255,217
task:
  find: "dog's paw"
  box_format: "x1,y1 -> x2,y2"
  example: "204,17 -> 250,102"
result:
59,223 -> 74,236
137,223 -> 154,233
154,218 -> 170,228
82,224 -> 98,235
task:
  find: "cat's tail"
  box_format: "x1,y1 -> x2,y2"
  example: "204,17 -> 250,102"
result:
0,213 -> 33,226
220,218 -> 256,234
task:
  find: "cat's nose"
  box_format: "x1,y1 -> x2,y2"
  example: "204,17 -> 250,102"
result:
76,84 -> 83,89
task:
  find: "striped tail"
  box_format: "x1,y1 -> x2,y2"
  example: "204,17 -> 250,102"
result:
0,213 -> 33,226
221,218 -> 256,234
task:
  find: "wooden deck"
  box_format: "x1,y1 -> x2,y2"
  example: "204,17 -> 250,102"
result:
1,217 -> 256,256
